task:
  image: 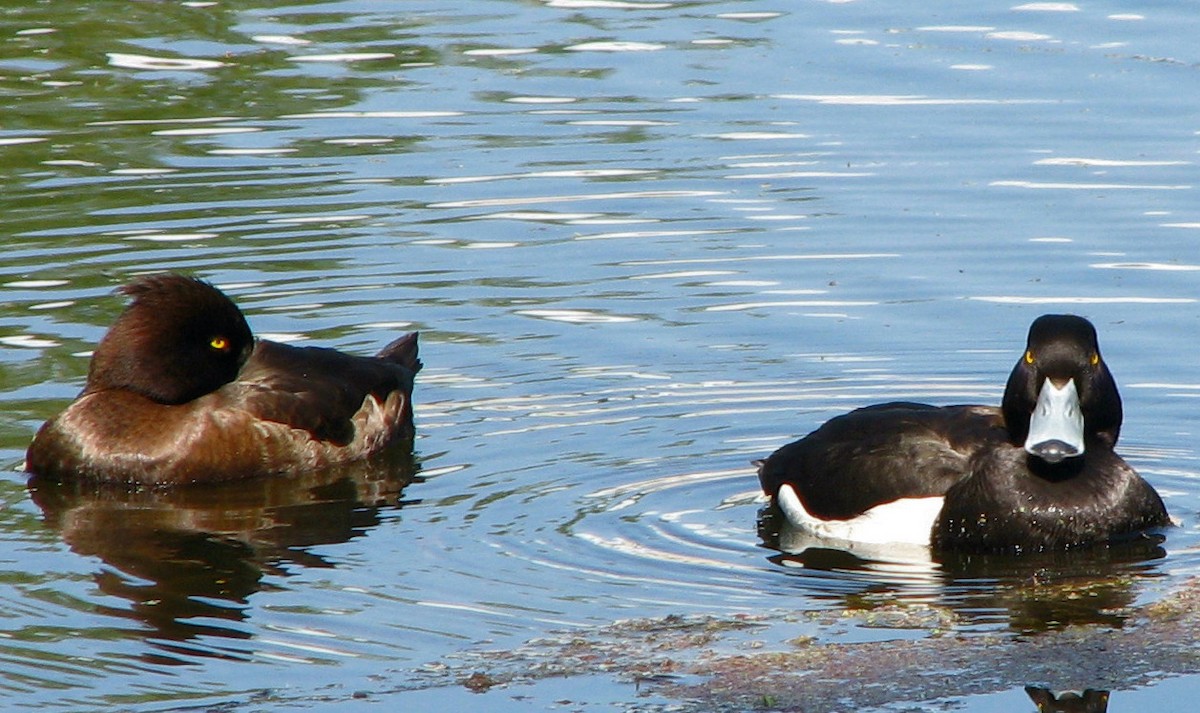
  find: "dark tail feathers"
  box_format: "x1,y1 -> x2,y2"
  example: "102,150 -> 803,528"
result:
376,332 -> 422,374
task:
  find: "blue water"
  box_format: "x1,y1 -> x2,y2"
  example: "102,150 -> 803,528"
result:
2,1 -> 1200,710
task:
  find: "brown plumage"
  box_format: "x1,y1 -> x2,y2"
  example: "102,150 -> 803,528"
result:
26,274 -> 421,485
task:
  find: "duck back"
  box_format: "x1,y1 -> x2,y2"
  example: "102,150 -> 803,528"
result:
231,334 -> 420,446
757,402 -> 1007,520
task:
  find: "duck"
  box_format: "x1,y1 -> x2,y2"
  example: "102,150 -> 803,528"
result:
26,274 -> 421,485
755,314 -> 1169,553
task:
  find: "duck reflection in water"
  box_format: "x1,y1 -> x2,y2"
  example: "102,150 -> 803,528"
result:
758,506 -> 1165,633
1026,686 -> 1109,712
27,449 -> 419,663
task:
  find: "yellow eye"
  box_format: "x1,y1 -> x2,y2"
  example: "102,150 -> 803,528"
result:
209,335 -> 230,352
1024,350 -> 1035,364
1090,352 -> 1100,366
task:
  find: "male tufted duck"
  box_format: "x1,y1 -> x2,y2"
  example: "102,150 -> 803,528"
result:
26,274 -> 421,485
756,315 -> 1169,553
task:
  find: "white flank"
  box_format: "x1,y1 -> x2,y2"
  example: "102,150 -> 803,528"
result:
776,484 -> 942,547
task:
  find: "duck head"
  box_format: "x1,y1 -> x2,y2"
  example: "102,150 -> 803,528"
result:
84,274 -> 255,404
1002,314 -> 1122,463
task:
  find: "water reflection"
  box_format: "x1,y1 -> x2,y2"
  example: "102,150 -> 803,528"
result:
1026,686 -> 1110,713
26,448 -> 417,663
758,504 -> 1166,632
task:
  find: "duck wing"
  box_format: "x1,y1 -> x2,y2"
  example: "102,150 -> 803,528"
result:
227,335 -> 420,446
757,402 -> 1006,520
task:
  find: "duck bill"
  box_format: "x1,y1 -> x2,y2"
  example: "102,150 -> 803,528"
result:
1024,377 -> 1085,464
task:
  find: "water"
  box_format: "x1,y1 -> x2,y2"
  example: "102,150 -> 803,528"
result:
2,0 -> 1200,710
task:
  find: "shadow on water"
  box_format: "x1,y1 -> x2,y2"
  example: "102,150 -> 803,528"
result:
25,445 -> 419,664
757,503 -> 1167,633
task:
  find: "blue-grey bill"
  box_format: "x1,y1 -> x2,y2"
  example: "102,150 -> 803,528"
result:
1024,377 -> 1085,464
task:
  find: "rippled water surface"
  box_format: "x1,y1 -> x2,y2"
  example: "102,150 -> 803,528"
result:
3,1 -> 1200,710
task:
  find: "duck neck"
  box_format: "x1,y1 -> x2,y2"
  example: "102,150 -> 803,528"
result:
1026,453 -> 1085,482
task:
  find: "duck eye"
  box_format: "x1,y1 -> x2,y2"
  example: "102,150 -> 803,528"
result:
1090,352 -> 1100,366
209,335 -> 230,352
1024,350 -> 1035,365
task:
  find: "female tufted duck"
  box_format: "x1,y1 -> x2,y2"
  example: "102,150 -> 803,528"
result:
756,315 -> 1169,553
26,274 -> 421,485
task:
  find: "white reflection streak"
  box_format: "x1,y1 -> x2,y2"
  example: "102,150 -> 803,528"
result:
122,232 -> 218,242
717,12 -> 783,20
623,252 -> 898,266
267,215 -> 371,224
516,308 -> 638,323
578,229 -> 734,241
705,300 -> 877,312
461,241 -> 519,248
252,34 -> 311,46
110,168 -> 175,175
629,270 -> 736,279
281,111 -> 463,119
548,0 -> 671,8
917,25 -> 997,32
505,96 -> 577,104
6,280 -> 67,288
570,366 -> 672,380
775,94 -> 1029,106
727,160 -> 819,168
209,148 -> 298,155
566,41 -> 667,51
470,212 -> 600,222
1092,262 -> 1200,271
255,635 -> 358,659
258,651 -> 336,664
987,31 -> 1053,41
991,180 -> 1190,190
972,296 -> 1196,304
429,189 -> 723,208
88,116 -> 240,126
729,171 -> 874,179
706,132 -> 811,140
567,119 -> 675,127
428,169 -> 655,185
1013,3 -> 1080,11
1035,157 -> 1189,167
107,53 -> 225,70
415,600 -> 517,618
463,48 -> 539,57
0,335 -> 59,348
151,127 -> 261,136
290,53 -> 395,62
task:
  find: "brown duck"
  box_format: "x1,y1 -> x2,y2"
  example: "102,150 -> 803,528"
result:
26,274 -> 420,485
